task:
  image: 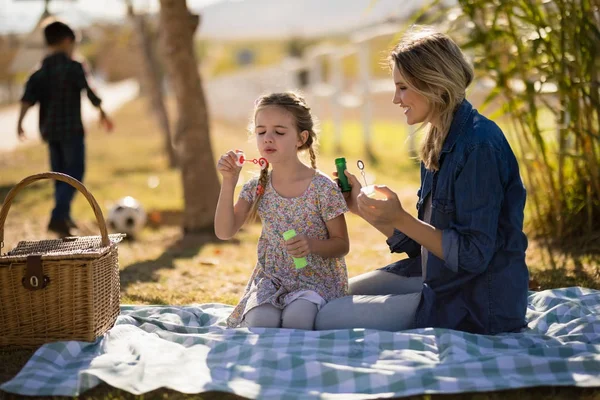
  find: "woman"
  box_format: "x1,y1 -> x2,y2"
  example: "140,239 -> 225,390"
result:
315,26 -> 529,334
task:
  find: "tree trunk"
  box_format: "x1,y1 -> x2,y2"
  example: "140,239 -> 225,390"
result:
159,0 -> 220,234
127,3 -> 177,168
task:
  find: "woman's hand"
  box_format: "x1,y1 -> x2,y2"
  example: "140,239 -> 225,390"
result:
357,185 -> 408,228
217,150 -> 242,183
285,234 -> 312,258
333,170 -> 362,215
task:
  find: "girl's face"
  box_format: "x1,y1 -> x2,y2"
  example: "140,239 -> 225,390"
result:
392,64 -> 432,125
254,105 -> 308,165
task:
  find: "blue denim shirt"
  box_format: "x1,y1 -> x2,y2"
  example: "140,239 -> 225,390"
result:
382,100 -> 529,334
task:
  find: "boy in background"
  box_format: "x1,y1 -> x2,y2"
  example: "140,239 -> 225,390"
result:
17,20 -> 113,237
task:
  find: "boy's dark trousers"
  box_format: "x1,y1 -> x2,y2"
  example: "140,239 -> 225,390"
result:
48,134 -> 85,223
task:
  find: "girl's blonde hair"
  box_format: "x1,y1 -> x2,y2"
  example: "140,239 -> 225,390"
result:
388,26 -> 474,171
247,91 -> 318,222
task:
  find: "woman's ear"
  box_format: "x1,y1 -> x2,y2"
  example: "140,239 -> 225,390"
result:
298,130 -> 309,147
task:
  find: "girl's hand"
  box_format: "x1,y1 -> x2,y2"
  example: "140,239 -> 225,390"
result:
285,234 -> 312,258
357,185 -> 407,228
333,170 -> 361,215
217,150 -> 242,182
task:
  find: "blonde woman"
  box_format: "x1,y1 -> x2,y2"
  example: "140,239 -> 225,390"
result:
316,27 -> 529,334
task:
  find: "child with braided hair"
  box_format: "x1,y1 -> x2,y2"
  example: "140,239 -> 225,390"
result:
215,92 -> 349,330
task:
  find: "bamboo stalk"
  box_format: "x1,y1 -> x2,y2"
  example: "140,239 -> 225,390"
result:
455,0 -> 599,244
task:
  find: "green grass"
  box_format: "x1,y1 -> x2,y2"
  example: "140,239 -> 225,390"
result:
0,98 -> 598,399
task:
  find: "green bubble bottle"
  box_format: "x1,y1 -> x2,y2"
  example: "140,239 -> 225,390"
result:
282,229 -> 308,269
335,157 -> 352,192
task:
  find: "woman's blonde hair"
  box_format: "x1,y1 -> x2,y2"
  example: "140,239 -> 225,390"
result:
389,26 -> 474,171
246,91 -> 319,222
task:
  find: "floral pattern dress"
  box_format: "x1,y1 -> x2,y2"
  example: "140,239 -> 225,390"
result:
226,171 -> 349,328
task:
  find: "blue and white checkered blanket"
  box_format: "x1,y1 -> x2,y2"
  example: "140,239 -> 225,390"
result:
2,287 -> 599,399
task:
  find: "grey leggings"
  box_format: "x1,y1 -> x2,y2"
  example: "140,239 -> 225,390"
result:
241,299 -> 318,330
314,270 -> 422,331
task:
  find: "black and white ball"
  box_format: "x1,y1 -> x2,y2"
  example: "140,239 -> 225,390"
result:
107,196 -> 146,237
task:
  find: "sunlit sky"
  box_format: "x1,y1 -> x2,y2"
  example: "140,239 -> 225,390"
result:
0,0 -> 223,34
1,0 -> 432,40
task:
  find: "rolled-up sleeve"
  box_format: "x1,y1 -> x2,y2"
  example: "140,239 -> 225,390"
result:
442,144 -> 505,274
386,229 -> 421,257
386,186 -> 421,257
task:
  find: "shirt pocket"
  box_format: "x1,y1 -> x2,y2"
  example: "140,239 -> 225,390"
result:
431,198 -> 455,229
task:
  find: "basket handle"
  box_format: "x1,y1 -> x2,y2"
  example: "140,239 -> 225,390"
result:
0,172 -> 110,249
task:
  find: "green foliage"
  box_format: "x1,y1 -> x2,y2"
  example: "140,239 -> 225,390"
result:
451,0 -> 600,245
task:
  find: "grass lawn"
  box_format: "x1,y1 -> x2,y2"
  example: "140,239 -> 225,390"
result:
0,98 -> 598,399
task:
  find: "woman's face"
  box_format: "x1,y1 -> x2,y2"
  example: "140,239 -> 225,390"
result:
392,64 -> 431,125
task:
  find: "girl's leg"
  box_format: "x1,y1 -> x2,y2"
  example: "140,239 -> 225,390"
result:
242,304 -> 282,328
314,292 -> 421,331
281,299 -> 318,330
349,270 -> 422,295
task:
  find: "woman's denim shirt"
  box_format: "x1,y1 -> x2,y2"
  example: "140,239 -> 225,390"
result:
383,99 -> 529,334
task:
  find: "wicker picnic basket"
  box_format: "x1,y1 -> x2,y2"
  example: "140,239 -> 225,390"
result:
0,172 -> 124,348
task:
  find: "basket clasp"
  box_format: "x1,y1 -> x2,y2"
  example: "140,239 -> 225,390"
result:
22,255 -> 50,291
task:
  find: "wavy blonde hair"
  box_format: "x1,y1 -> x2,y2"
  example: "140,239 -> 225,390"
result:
389,26 -> 474,171
246,91 -> 319,223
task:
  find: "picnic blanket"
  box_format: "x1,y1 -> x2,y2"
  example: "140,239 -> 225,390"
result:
2,287 -> 600,399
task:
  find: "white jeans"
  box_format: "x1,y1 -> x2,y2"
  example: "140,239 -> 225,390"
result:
315,270 -> 423,331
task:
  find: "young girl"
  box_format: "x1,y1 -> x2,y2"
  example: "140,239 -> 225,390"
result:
214,92 -> 350,330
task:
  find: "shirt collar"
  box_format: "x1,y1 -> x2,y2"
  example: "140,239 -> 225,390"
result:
441,99 -> 473,154
42,51 -> 70,66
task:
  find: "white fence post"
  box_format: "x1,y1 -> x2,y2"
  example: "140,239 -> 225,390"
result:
330,50 -> 344,153
304,23 -> 404,160
358,40 -> 375,162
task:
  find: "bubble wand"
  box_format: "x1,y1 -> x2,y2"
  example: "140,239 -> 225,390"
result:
357,159 -> 377,198
234,150 -> 268,170
235,150 -> 269,196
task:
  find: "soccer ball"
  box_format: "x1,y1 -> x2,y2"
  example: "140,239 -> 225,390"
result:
107,196 -> 147,238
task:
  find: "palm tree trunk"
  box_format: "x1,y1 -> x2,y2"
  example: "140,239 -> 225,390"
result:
159,0 -> 220,234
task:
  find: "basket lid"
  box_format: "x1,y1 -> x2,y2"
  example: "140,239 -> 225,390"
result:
0,234 -> 125,262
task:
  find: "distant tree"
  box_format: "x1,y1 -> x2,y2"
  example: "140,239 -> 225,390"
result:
126,1 -> 177,167
159,0 -> 220,234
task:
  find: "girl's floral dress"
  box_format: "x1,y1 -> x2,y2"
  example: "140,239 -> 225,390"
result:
226,171 -> 349,328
